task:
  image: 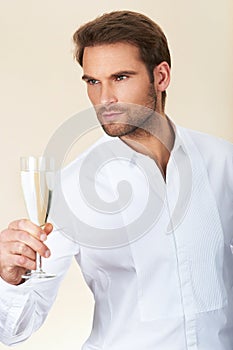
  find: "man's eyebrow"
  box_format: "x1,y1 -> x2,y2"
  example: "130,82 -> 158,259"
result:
82,74 -> 96,81
82,71 -> 137,81
111,70 -> 137,77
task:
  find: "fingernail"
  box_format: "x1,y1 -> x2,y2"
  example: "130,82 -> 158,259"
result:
45,250 -> 51,258
40,233 -> 47,241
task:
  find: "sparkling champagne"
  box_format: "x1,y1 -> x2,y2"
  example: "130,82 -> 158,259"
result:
20,156 -> 55,279
21,171 -> 52,226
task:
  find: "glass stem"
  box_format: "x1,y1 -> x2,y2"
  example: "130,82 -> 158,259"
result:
36,252 -> 43,272
37,223 -> 45,272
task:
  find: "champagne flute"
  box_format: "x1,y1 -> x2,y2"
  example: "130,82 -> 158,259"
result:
20,156 -> 56,279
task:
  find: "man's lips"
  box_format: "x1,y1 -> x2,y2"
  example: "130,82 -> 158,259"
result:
101,111 -> 124,121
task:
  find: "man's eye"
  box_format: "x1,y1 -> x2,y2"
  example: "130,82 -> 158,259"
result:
115,75 -> 127,81
87,79 -> 99,85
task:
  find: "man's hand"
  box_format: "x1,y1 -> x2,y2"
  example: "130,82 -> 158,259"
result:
0,219 -> 53,285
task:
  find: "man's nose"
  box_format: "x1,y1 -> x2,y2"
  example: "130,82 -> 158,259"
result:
100,84 -> 118,105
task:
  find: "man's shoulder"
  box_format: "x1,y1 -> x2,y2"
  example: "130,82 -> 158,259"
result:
178,126 -> 232,193
178,126 -> 233,160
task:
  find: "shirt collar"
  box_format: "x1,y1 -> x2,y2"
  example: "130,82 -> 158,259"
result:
168,116 -> 187,156
101,115 -> 187,161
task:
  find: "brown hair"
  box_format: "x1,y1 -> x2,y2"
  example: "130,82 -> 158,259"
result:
73,10 -> 171,108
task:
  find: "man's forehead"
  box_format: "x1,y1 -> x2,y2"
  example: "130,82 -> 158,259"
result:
83,42 -> 141,61
82,42 -> 144,76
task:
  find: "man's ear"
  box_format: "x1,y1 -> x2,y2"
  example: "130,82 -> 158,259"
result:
153,61 -> 171,92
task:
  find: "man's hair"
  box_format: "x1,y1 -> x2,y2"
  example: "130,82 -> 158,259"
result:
73,10 -> 171,109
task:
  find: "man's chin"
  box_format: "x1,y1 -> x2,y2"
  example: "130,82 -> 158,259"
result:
101,123 -> 137,138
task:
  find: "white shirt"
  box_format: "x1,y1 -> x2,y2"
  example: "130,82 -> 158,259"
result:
0,125 -> 233,349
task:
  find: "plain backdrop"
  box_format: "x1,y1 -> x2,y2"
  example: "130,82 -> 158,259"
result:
0,0 -> 232,349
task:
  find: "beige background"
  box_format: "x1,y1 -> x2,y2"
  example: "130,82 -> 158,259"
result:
0,0 -> 232,349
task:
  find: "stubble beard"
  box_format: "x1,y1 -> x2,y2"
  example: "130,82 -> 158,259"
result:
96,84 -> 157,138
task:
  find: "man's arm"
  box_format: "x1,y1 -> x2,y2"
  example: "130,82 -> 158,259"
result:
0,221 -> 78,345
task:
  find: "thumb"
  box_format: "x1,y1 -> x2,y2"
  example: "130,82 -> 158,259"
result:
43,223 -> 53,235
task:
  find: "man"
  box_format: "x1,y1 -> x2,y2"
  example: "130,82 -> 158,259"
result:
0,10 -> 232,350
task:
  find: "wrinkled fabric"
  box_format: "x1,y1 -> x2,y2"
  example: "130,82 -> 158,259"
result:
0,125 -> 232,349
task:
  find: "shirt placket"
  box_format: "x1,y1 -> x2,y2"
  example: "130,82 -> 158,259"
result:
166,149 -> 198,350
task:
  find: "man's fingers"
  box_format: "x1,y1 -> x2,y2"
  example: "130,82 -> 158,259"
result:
43,223 -> 53,235
9,241 -> 36,260
13,254 -> 36,271
1,230 -> 50,258
7,219 -> 53,241
8,219 -> 44,240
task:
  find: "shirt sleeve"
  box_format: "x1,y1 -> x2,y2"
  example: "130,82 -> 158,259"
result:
0,230 -> 79,346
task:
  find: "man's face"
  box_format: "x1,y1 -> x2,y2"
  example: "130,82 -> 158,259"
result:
82,42 -> 157,137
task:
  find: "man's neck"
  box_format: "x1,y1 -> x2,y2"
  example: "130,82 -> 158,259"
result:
120,113 -> 175,178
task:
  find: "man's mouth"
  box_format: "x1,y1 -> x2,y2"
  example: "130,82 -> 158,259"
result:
101,111 -> 124,122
